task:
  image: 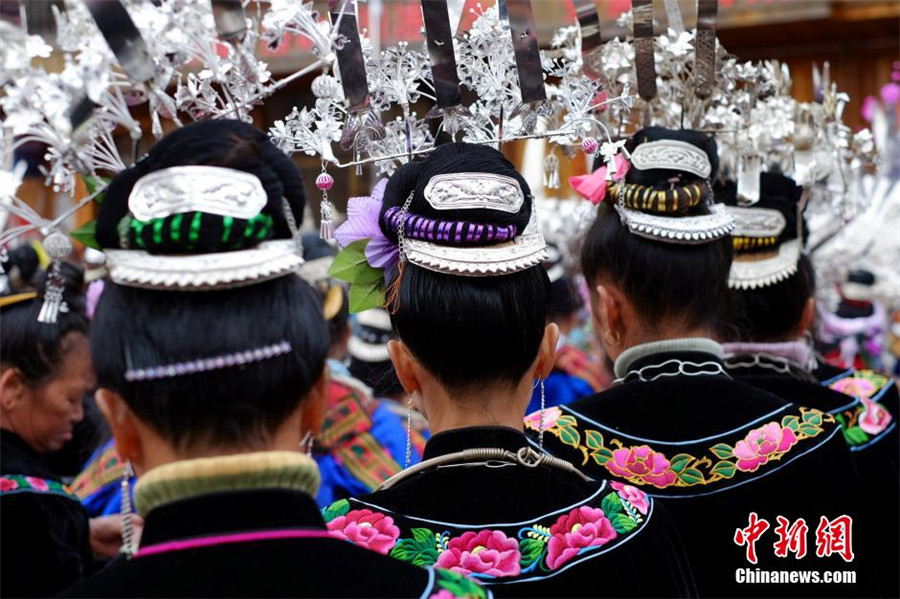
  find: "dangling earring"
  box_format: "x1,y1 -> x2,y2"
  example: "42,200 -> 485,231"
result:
120,460 -> 135,558
300,431 -> 314,455
539,379 -> 547,449
404,395 -> 413,468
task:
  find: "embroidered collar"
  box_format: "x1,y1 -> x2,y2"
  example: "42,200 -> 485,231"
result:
722,340 -> 815,372
134,451 -> 320,517
528,403 -> 837,498
322,479 -> 653,584
724,350 -> 817,385
424,426 -> 527,460
614,338 -> 724,379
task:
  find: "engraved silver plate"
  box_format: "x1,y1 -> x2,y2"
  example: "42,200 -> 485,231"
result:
405,233 -> 548,277
729,238 -> 802,290
727,206 -> 787,238
128,166 -> 268,221
630,140 -> 712,178
423,173 -> 525,213
105,240 -> 302,290
614,202 -> 734,245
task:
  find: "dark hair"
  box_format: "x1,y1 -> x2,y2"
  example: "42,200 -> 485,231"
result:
723,254 -> 815,342
580,203 -> 733,331
581,127 -> 732,331
348,358 -> 405,398
96,119 -> 305,252
91,276 -> 328,450
1,261 -> 89,385
392,265 -> 550,393
89,119 -> 328,450
328,286 -> 350,349
381,142 -> 550,393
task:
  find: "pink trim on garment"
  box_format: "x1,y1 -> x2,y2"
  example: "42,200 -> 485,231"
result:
135,528 -> 334,558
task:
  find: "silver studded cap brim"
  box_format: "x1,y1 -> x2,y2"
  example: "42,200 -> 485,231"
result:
614,203 -> 736,245
404,233 -> 549,277
105,240 -> 304,291
729,238 -> 802,290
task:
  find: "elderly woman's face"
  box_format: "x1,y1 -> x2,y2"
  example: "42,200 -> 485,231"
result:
12,334 -> 95,453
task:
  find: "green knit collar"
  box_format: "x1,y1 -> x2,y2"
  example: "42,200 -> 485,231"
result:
134,451 -> 320,517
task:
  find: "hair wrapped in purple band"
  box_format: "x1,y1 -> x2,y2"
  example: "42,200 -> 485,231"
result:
382,206 -> 517,245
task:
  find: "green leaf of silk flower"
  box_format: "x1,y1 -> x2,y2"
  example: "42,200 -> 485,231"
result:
70,220 -> 101,250
83,174 -> 111,205
328,239 -> 384,285
348,279 -> 386,313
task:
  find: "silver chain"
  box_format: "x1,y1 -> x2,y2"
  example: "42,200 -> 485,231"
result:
395,190 -> 415,261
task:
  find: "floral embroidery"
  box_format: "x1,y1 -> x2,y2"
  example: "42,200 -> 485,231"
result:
828,370 -> 896,448
529,407 -> 832,489
437,530 -> 520,577
523,406 -> 562,432
828,369 -> 891,400
324,503 -> 400,555
0,475 -> 78,501
428,568 -> 490,599
324,486 -> 651,582
732,423 -> 798,472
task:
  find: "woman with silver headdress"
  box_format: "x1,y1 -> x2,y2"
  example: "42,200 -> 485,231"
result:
535,127 -> 873,597
718,172 -> 899,597
62,120 -> 486,599
322,143 -> 694,598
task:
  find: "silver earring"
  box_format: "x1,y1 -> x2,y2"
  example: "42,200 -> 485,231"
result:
539,379 -> 546,449
300,431 -> 314,455
120,460 -> 135,558
404,395 -> 413,468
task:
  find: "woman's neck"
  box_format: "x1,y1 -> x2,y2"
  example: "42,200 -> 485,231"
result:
420,379 -> 531,436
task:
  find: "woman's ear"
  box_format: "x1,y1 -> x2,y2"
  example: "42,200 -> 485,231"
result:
95,389 -> 145,472
300,366 -> 329,438
387,339 -> 420,395
0,368 -> 27,412
534,323 -> 560,380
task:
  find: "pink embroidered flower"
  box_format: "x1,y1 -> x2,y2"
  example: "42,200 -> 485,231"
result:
326,509 -> 400,555
605,445 -> 677,488
436,530 -> 521,577
831,377 -> 877,399
859,398 -> 893,435
24,477 -> 49,492
546,506 -> 618,570
611,481 -> 649,515
0,478 -> 19,492
733,423 -> 798,472
523,406 -> 561,432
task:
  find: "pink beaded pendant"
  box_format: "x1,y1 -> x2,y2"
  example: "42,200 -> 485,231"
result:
316,173 -> 334,191
581,138 -> 599,155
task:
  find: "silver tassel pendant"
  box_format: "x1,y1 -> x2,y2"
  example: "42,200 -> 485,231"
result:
320,198 -> 335,240
543,153 -> 560,189
37,232 -> 72,324
120,461 -> 136,558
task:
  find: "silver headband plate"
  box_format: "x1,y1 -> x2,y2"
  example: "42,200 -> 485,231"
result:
128,166 -> 268,221
630,139 -> 712,179
423,173 -> 524,213
614,202 -> 735,244
729,238 -> 802,290
727,206 -> 787,238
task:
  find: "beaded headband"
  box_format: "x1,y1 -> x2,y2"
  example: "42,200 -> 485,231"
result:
124,341 -> 292,382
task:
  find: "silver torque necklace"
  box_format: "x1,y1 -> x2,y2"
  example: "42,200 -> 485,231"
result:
615,358 -> 730,384
376,446 -> 588,491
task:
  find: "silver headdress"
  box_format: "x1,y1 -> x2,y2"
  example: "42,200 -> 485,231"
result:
104,165 -> 304,291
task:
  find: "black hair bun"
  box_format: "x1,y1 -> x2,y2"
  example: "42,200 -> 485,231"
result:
95,119 -> 305,253
378,142 -> 532,246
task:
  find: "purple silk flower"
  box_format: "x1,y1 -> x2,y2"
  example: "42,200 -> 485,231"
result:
334,178 -> 399,277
